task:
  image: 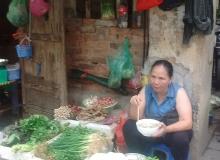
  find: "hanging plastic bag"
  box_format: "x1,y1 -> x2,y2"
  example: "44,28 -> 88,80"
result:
136,0 -> 164,12
107,56 -> 123,88
121,39 -> 135,79
107,38 -> 135,88
6,0 -> 29,27
29,0 -> 49,17
159,0 -> 184,11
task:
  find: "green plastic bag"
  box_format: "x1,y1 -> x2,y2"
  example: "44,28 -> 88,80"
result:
107,56 -> 123,88
6,0 -> 28,27
121,39 -> 135,79
107,38 -> 135,88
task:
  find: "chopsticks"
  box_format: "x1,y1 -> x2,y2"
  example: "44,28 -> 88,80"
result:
137,105 -> 140,121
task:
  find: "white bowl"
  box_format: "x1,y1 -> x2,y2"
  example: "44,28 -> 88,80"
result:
125,153 -> 147,160
136,119 -> 161,137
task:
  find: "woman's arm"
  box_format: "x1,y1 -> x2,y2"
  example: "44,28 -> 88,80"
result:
128,87 -> 146,120
154,88 -> 192,137
165,88 -> 193,133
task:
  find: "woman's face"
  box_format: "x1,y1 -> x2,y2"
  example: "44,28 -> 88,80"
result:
149,65 -> 171,94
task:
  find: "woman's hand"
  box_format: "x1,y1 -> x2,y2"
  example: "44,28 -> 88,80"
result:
128,88 -> 146,120
130,94 -> 143,107
152,123 -> 167,137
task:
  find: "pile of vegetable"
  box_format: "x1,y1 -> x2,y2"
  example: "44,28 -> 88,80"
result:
53,96 -> 117,122
54,105 -> 72,120
101,0 -> 115,20
1,115 -> 62,152
35,126 -> 112,160
54,105 -> 82,120
76,107 -> 108,122
82,96 -> 117,108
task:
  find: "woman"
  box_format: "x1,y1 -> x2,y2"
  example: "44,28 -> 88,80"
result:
123,60 -> 193,160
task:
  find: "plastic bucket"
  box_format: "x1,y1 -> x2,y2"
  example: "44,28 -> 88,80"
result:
16,44 -> 32,58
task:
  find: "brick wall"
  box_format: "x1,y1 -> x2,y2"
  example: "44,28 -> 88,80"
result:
65,18 -> 145,78
65,18 -> 146,104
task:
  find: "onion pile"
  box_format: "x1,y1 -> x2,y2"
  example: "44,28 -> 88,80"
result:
54,106 -> 71,120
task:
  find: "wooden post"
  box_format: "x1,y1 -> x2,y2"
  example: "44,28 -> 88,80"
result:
85,0 -> 91,18
71,0 -> 77,17
116,0 -> 121,18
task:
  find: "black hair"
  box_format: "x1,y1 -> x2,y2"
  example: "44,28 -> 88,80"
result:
150,60 -> 173,78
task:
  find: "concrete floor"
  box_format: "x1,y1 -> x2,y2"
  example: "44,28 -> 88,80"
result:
0,110 -> 21,130
201,125 -> 220,160
201,92 -> 220,159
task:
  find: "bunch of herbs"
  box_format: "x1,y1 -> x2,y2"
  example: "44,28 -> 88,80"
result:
1,114 -> 62,152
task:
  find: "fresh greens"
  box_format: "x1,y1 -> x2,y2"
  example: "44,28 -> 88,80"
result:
19,115 -> 61,144
2,133 -> 20,146
145,156 -> 160,160
47,126 -> 111,160
1,114 -> 62,152
101,0 -> 115,20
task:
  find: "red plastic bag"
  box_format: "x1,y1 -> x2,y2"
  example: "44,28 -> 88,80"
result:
136,0 -> 164,11
29,0 -> 49,17
115,111 -> 128,153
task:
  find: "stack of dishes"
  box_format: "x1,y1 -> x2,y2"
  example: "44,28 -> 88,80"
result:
0,59 -> 8,66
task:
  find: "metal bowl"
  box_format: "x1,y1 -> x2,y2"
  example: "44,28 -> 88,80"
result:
0,59 -> 8,66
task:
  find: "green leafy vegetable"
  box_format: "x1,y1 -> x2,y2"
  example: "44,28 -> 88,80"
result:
101,0 -> 115,20
145,156 -> 160,160
47,126 -> 111,160
19,115 -> 62,145
2,133 -> 20,146
1,114 -> 62,152
12,144 -> 35,152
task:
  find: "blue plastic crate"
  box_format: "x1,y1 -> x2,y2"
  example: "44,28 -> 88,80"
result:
7,64 -> 21,81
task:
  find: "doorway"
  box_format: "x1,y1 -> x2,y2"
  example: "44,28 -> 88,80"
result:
210,4 -> 220,127
0,0 -> 22,122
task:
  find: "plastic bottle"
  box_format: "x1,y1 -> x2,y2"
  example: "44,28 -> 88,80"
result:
118,2 -> 128,28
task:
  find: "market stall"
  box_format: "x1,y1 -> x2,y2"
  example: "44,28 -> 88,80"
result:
0,114 -> 160,160
0,59 -> 21,115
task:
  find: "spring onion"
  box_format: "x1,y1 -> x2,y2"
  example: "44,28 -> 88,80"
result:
47,126 -> 112,160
